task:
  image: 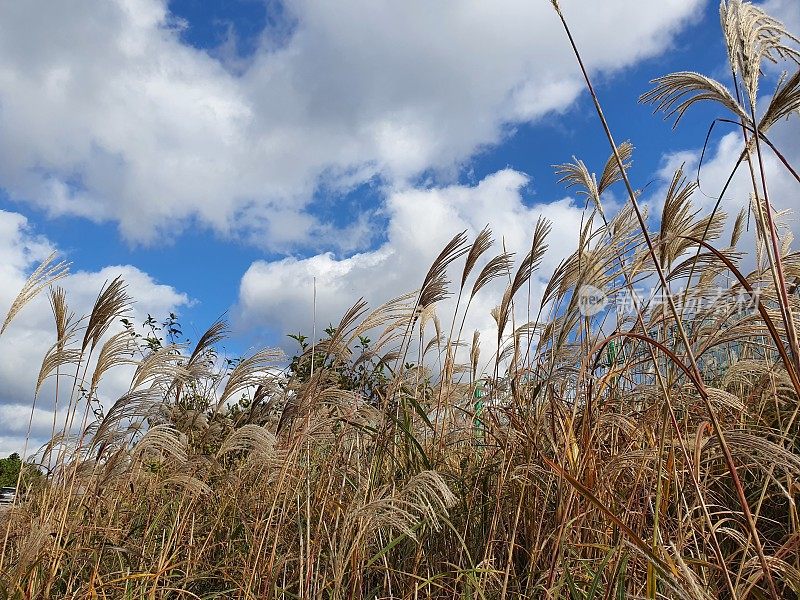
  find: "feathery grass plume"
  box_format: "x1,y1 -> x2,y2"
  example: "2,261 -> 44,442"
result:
498,331 -> 524,367
548,8 -> 783,591
496,218 -> 550,344
608,200 -> 641,240
461,225 -> 494,289
757,68 -> 800,135
598,141 -> 634,195
667,249 -> 744,283
418,231 -> 470,310
91,387 -> 165,450
232,380 -> 283,426
218,348 -> 284,407
157,474 -> 211,497
216,424 -> 276,459
555,157 -> 596,206
780,230 -> 794,258
539,310 -> 581,364
81,276 -> 131,353
554,142 -> 633,223
130,344 -> 191,390
331,470 -> 456,586
731,207 -> 747,247
364,322 -> 409,360
751,194 -> 795,261
163,319 -> 228,405
751,196 -> 769,269
721,0 -> 800,107
669,544 -> 714,600
417,274 -> 449,316
427,338 -> 452,370
313,298 -> 369,365
48,286 -> 72,350
89,330 -> 137,395
540,257 -> 570,309
188,319 -> 227,366
399,469 -> 457,525
470,330 -> 480,381
656,167 -> 729,269
35,344 -> 83,397
12,523 -> 51,576
131,424 -> 189,465
641,71 -> 750,127
418,303 -> 437,339
560,247 -> 617,302
350,291 -> 417,343
333,297 -> 371,344
645,2 -> 800,381
469,252 -> 514,300
707,429 -> 800,477
0,252 -> 69,336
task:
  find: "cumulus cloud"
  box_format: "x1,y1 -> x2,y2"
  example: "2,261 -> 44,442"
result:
236,169 -> 589,366
237,106 -> 800,364
0,0 -> 701,249
0,210 -> 189,456
763,0 -> 800,36
651,115 -> 800,245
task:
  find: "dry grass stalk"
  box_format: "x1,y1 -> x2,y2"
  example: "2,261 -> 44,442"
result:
2,2 -> 800,598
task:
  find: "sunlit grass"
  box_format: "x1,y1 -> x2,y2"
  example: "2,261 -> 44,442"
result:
1,1 -> 800,598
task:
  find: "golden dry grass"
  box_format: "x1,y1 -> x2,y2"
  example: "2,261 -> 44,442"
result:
1,1 -> 800,598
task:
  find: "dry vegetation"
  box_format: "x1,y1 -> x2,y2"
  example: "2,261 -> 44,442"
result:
2,1 -> 800,598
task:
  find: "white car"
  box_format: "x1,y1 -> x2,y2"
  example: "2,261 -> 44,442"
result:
0,487 -> 16,504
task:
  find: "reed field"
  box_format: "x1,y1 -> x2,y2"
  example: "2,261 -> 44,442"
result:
2,1 -> 800,598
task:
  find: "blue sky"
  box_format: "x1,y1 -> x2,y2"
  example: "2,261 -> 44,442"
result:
0,0 -> 798,453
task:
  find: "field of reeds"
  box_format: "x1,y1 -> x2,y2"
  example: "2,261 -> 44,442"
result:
2,1 -> 800,598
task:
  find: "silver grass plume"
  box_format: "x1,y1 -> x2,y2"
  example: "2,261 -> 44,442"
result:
418,231 -> 470,310
1,252 -> 70,336
461,225 -> 494,289
720,0 -> 800,107
496,218 -> 550,345
82,276 -> 132,353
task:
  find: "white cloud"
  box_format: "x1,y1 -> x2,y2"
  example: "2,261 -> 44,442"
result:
763,0 -> 800,36
0,0 -> 702,249
630,107 -> 800,297
651,116 -> 800,235
236,105 -> 800,368
0,210 -> 189,456
236,169 -> 588,365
